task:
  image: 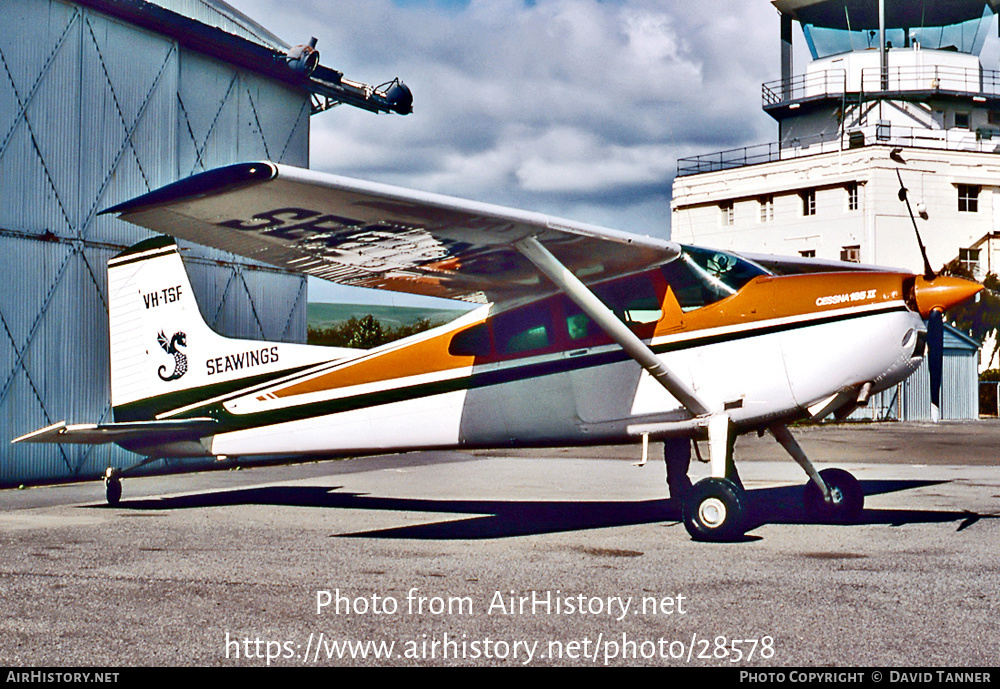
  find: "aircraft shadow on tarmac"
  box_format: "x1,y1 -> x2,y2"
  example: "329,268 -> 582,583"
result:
99,478 -> 995,540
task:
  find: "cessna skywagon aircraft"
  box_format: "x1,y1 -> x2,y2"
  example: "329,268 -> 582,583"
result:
14,162 -> 983,541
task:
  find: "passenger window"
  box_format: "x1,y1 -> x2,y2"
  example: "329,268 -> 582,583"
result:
566,313 -> 594,340
449,324 -> 491,357
493,304 -> 554,355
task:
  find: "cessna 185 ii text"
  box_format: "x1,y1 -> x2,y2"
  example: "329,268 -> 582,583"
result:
14,162 -> 983,541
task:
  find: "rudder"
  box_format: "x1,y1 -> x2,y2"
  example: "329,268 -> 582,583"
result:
108,237 -> 343,421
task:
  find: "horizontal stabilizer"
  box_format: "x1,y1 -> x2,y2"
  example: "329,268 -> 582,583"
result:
12,418 -> 217,445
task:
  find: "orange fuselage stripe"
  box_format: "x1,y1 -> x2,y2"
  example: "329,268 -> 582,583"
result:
271,271 -> 910,399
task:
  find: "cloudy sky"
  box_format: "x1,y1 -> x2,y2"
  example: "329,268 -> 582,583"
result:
227,0 -> 787,303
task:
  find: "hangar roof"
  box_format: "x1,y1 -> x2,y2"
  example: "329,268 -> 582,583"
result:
149,0 -> 289,50
75,0 -> 412,114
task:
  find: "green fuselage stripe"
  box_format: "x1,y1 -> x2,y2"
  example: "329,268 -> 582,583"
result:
147,304 -> 909,437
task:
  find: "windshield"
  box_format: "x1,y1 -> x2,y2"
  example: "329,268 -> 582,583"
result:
662,246 -> 768,311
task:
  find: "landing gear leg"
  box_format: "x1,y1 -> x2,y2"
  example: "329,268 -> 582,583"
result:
663,437 -> 692,501
768,424 -> 863,523
683,415 -> 748,541
104,468 -> 122,506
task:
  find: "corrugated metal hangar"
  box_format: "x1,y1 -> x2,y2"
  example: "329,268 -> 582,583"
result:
1,0 -> 410,485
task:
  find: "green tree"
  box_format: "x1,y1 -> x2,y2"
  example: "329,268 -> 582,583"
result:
940,260 -> 1000,368
308,315 -> 435,349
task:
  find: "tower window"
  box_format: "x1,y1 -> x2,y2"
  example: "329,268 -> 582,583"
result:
846,182 -> 858,211
759,195 -> 773,222
840,245 -> 860,263
720,202 -> 734,226
801,189 -> 816,216
958,184 -> 980,212
959,248 -> 981,277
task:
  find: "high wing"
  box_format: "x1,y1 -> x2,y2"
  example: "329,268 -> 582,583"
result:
103,162 -> 680,306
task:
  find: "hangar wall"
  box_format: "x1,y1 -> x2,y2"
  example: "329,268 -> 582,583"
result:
0,0 -> 310,484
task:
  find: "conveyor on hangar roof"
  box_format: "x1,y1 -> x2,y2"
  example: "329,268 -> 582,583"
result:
76,0 -> 413,116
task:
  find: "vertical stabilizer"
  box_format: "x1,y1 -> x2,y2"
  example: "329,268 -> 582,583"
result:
107,237 -> 348,420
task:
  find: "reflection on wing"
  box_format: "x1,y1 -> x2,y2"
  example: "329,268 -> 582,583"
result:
103,162 -> 680,306
734,251 -> 903,275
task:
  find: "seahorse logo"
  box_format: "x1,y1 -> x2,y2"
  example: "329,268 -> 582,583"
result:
157,331 -> 188,381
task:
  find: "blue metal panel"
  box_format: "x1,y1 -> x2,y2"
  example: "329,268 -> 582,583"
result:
78,10 -> 180,244
0,0 -> 82,239
0,0 -> 311,485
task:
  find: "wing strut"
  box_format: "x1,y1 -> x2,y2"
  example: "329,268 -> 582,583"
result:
514,237 -> 711,418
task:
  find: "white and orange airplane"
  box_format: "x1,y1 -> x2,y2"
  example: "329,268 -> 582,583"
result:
13,162 -> 982,541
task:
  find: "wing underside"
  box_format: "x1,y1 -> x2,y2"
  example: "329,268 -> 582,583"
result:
103,162 -> 680,306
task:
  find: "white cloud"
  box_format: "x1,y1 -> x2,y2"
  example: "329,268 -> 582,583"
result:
228,0 -> 779,235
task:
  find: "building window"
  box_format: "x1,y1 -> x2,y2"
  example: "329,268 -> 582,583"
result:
959,248 -> 981,277
846,182 -> 858,211
958,184 -> 980,212
799,250 -> 816,258
801,189 -> 816,216
840,245 -> 860,263
759,195 -> 773,223
955,112 -> 971,130
720,202 -> 734,226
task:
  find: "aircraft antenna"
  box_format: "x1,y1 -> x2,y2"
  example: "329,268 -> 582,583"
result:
896,168 -> 935,280
896,166 -> 943,421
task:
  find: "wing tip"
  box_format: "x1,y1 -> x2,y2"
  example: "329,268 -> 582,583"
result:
12,421 -> 69,444
101,162 -> 278,217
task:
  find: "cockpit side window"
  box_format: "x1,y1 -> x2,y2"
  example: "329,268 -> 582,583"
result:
662,246 -> 767,311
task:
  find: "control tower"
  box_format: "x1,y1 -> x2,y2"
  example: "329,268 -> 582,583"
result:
672,0 -> 1000,282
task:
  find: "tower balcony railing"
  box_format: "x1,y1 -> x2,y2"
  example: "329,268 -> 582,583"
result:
676,123 -> 1000,177
762,69 -> 847,106
762,65 -> 1000,107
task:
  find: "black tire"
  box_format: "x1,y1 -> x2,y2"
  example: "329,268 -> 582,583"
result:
105,476 -> 122,506
683,477 -> 747,542
803,468 -> 863,523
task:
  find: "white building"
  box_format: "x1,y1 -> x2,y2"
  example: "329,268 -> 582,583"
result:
671,0 -> 998,416
672,0 -> 1000,280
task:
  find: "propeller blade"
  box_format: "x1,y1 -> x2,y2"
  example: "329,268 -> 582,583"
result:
896,169 -> 935,280
927,309 -> 944,423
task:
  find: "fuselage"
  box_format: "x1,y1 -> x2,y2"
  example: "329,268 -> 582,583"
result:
123,246 -> 927,459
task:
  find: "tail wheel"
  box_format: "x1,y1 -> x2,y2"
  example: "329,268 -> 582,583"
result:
683,477 -> 747,542
803,468 -> 863,523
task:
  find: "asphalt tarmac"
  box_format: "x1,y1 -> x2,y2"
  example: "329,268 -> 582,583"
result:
1,421 -> 997,667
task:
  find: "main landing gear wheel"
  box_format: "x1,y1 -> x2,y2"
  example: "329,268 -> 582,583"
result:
803,468 -> 863,523
683,477 -> 747,542
104,469 -> 122,506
